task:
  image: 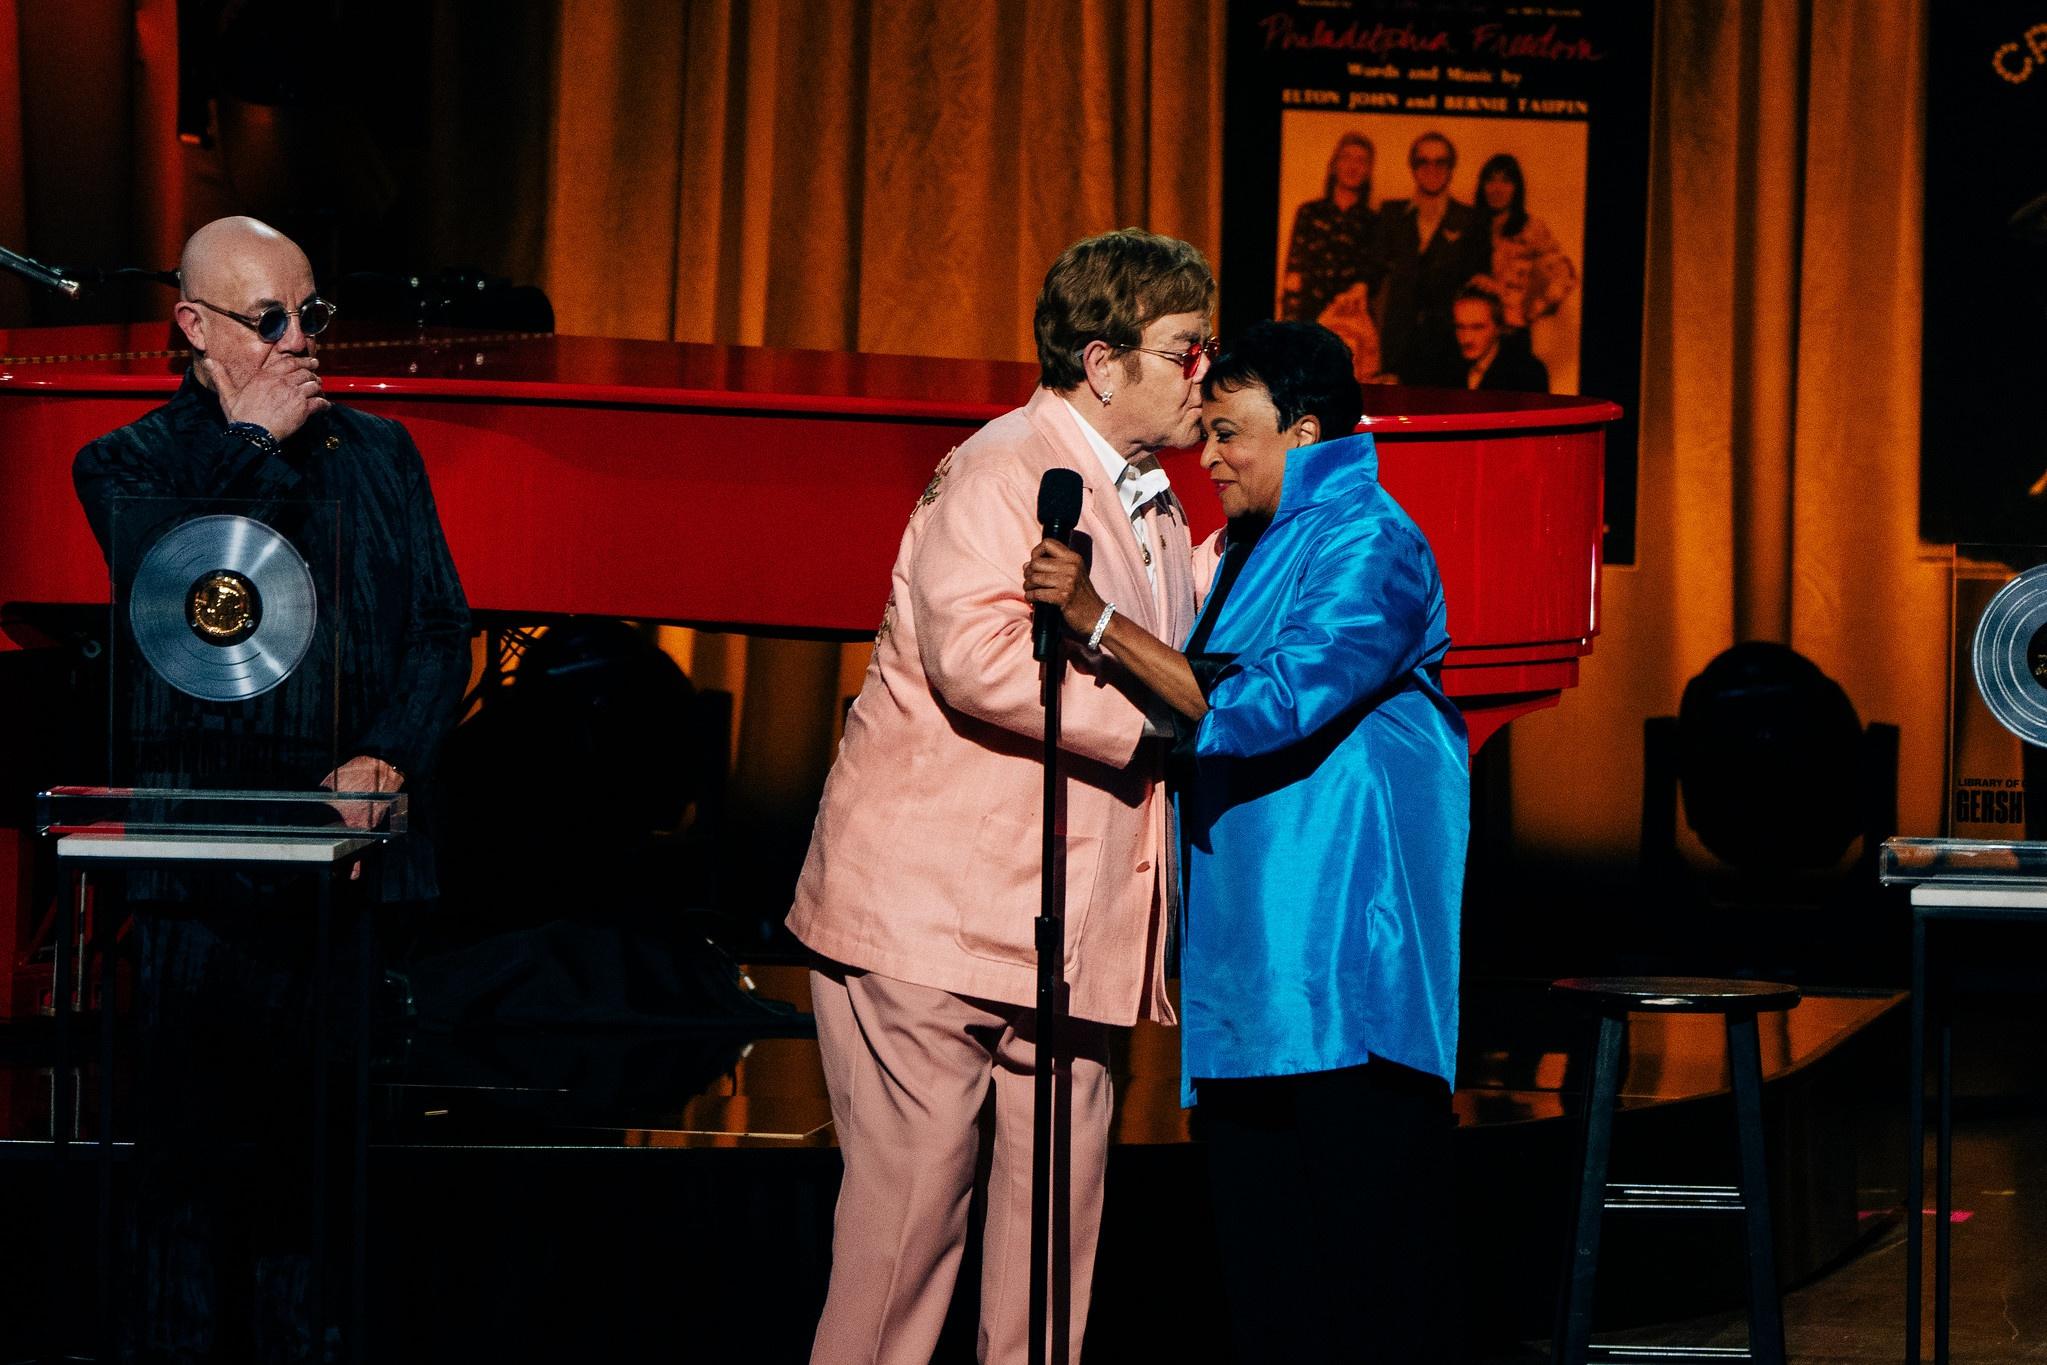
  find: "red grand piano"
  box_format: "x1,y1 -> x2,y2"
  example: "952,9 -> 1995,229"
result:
0,323 -> 1616,1007
0,324 -> 1614,736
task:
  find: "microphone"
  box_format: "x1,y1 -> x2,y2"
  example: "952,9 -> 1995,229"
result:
0,245 -> 81,299
1033,468 -> 1085,662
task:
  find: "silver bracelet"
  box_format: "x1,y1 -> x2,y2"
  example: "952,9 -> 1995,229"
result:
1086,602 -> 1117,651
224,420 -> 282,457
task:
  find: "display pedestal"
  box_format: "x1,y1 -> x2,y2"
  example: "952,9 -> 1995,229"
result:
1882,838 -> 2047,1365
38,788 -> 403,1365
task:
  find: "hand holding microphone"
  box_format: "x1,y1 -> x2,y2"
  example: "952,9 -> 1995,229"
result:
1025,539 -> 1107,640
1030,469 -> 1084,661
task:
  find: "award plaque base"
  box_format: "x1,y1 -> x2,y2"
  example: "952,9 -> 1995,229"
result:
33,788 -> 404,1364
1883,836 -> 2047,1364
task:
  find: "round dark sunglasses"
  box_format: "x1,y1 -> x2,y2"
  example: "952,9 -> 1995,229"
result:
190,295 -> 338,343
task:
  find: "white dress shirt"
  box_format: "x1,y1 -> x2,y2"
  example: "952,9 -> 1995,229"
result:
1060,396 -> 1173,589
1059,396 -> 1179,738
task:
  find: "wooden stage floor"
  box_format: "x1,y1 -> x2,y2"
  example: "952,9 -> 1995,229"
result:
350,965 -> 1901,1152
0,967 -> 1909,1361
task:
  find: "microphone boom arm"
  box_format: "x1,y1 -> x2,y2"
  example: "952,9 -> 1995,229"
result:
0,245 -> 81,299
0,246 -> 182,301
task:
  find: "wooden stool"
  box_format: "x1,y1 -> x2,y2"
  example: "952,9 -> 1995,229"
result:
1549,976 -> 1802,1364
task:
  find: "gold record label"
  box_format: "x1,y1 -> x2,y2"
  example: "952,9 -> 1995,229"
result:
186,569 -> 263,646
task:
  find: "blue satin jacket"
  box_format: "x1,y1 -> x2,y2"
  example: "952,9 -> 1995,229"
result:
1177,430 -> 1468,1103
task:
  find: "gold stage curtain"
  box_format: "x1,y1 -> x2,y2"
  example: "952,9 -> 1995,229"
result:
540,0 -> 1225,357
1508,0 -> 1944,862
535,0 -> 1227,826
532,0 -> 1938,858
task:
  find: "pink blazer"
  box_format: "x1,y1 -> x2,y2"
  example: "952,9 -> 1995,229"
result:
787,387 -> 1197,1026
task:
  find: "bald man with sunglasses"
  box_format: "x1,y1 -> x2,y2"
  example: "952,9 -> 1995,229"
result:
69,215 -> 468,1355
74,215 -> 469,893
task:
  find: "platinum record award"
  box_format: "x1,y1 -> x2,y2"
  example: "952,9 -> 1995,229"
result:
128,513 -> 318,702
1971,562 -> 2047,749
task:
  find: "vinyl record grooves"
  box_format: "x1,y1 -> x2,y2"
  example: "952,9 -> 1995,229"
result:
129,514 -> 317,702
1973,562 -> 2047,748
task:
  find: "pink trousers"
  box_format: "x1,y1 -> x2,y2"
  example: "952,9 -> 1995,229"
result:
806,967 -> 1112,1365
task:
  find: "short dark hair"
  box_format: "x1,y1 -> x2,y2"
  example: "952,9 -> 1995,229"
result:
1409,131 -> 1455,169
1202,320 -> 1362,439
1454,284 -> 1505,328
1034,229 -> 1217,390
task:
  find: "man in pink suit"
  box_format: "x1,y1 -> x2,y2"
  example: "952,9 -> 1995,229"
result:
788,228 -> 1215,1364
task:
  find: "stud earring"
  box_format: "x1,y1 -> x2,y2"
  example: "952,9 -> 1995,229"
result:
1098,389 -> 1114,406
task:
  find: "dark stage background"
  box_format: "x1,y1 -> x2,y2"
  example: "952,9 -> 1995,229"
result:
1923,3 -> 2047,545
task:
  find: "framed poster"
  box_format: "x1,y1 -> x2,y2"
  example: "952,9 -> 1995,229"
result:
1923,7 -> 2047,546
1221,1 -> 1654,562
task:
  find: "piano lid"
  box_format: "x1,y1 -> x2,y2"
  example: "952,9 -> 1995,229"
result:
0,323 -> 1620,433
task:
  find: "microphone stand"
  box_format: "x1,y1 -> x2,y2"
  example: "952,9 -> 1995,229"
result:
0,244 -> 179,299
1029,613 -> 1067,1365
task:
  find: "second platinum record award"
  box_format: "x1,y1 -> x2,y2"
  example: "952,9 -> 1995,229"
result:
129,513 -> 318,702
1973,562 -> 2047,749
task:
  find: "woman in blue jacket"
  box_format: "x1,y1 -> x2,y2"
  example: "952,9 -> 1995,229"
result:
1026,320 -> 1468,1363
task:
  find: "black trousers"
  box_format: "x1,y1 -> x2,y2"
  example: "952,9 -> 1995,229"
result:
1197,1058 -> 1456,1365
125,874 -> 387,1364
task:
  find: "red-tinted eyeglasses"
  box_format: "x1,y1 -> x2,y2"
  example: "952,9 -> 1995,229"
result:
1118,336 -> 1220,378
